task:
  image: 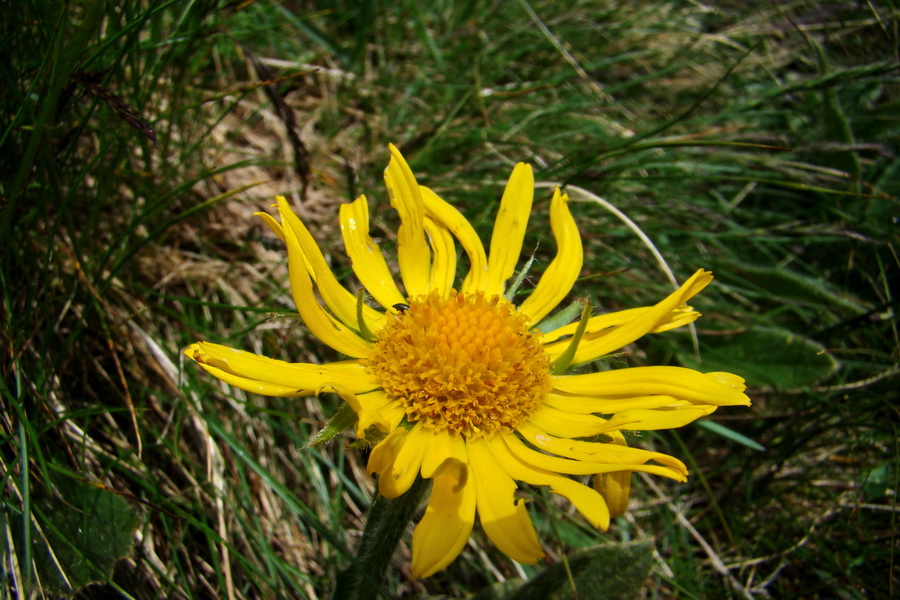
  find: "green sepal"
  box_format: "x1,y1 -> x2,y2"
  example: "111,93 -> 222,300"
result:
506,252 -> 536,301
535,298 -> 585,334
307,402 -> 358,447
550,300 -> 593,374
356,288 -> 377,342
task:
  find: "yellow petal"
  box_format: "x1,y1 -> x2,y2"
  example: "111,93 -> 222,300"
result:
354,389 -> 392,412
544,269 -> 714,363
517,421 -> 686,473
468,439 -> 544,564
503,433 -> 686,481
379,423 -> 427,498
420,430 -> 468,479
593,431 -> 632,519
367,427 -> 407,477
339,195 -> 407,310
316,382 -> 383,415
484,163 -> 533,296
424,217 -> 456,295
707,371 -> 749,391
255,211 -> 285,242
281,214 -> 373,358
488,436 -> 610,530
357,398 -> 405,438
594,470 -> 631,519
517,189 -> 583,325
551,366 -> 751,406
528,405 -> 612,438
191,361 -> 309,397
185,342 -> 377,395
605,405 -> 717,431
544,390 -> 694,415
276,197 -> 385,332
385,145 -> 431,298
540,304 -> 700,346
411,459 -> 476,578
420,185 -> 488,293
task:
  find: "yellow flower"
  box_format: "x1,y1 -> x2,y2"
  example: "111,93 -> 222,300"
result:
186,144 -> 750,578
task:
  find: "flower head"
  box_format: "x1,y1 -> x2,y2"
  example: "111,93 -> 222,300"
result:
186,145 -> 750,577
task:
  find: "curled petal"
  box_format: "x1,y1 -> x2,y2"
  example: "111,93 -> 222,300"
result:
357,397 -> 405,438
367,427 -> 407,477
378,423 -> 427,498
544,390 -> 696,415
605,405 -> 717,431
420,430 -> 468,479
420,185 -> 488,293
529,405 -> 612,438
540,304 -> 701,346
255,210 -> 285,242
468,439 -> 544,564
593,431 -> 632,519
191,361 -> 312,397
339,195 -> 407,310
411,459 -> 476,578
503,434 -> 687,481
517,421 -> 686,473
484,163 -> 534,296
552,366 -> 750,407
385,145 -> 431,297
488,436 -> 610,530
316,383 -> 387,414
276,197 -> 385,332
424,217 -> 456,295
281,212 -> 373,358
544,269 -> 713,363
185,342 -> 377,396
518,188 -> 583,325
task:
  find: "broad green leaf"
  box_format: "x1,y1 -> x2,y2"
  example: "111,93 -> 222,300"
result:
11,470 -> 138,596
861,463 -> 894,500
679,327 -> 839,388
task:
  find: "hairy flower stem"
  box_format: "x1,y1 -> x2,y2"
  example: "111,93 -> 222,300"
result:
333,477 -> 431,600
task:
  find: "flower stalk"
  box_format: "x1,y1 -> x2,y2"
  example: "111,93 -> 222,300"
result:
332,477 -> 430,600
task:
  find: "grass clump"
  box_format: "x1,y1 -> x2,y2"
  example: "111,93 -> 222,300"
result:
1,0 -> 896,598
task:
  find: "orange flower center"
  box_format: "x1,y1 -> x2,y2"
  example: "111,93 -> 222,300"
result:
367,290 -> 552,438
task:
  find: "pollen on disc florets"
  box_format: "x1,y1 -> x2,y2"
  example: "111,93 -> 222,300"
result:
367,290 -> 552,438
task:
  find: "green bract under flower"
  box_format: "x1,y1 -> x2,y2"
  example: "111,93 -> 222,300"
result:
186,144 -> 751,578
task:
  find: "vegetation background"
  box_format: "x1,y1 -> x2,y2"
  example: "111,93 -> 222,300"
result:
1,0 -> 897,598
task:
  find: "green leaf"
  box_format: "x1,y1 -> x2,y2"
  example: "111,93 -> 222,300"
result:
696,419 -> 765,451
712,261 -> 867,315
11,470 -> 138,596
679,327 -> 839,388
811,37 -> 862,182
861,463 -> 894,500
502,542 -> 654,600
